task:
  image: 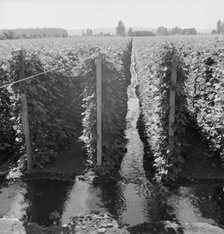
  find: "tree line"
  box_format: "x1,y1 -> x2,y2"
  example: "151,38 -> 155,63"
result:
116,21 -> 197,36
0,21 -> 204,39
0,28 -> 68,40
156,26 -> 197,36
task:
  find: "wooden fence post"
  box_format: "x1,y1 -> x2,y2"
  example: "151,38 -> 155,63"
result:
96,54 -> 102,166
19,50 -> 32,170
168,56 -> 177,146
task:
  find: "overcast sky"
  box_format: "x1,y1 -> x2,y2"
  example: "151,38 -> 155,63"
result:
0,0 -> 223,30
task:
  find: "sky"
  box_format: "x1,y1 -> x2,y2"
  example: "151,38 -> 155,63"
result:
0,0 -> 224,30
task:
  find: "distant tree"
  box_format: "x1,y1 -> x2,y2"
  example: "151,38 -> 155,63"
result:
86,29 -> 93,36
211,20 -> 224,35
170,26 -> 182,35
156,26 -> 169,36
127,27 -> 133,36
116,21 -> 126,36
217,20 -> 222,34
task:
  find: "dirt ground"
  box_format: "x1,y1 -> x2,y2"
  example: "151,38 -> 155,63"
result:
2,217 -> 224,234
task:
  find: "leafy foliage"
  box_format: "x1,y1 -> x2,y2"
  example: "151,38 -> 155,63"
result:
178,40 -> 224,163
2,50 -> 86,167
0,61 -> 18,162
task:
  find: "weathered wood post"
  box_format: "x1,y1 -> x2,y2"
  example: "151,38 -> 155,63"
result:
19,50 -> 32,170
96,54 -> 102,166
168,56 -> 177,146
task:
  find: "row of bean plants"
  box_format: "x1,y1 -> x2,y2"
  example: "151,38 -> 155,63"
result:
134,39 -> 188,181
82,40 -> 132,177
0,49 -> 90,168
177,39 -> 224,164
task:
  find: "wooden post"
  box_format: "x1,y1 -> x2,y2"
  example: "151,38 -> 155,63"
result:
96,54 -> 102,166
168,57 -> 177,146
19,50 -> 32,170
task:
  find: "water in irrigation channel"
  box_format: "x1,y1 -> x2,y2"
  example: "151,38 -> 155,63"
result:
1,58 -> 224,230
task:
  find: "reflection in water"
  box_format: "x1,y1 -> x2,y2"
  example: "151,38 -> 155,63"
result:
61,180 -> 107,224
25,180 -> 73,226
100,182 -> 126,220
118,183 -> 147,226
167,184 -> 224,228
168,187 -> 210,224
0,181 -> 28,220
3,178 -> 224,229
190,184 -> 224,226
144,185 -> 173,223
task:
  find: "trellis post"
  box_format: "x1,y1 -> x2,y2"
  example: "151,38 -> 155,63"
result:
96,54 -> 102,166
19,50 -> 32,170
168,56 -> 177,146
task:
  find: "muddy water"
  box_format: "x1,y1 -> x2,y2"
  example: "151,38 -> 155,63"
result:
1,54 -> 224,230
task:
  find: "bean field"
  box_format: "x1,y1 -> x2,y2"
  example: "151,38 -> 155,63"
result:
1,35 -> 224,233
